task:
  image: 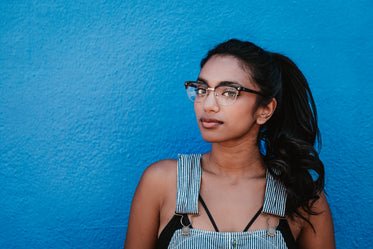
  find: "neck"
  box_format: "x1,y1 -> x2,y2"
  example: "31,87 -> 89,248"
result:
203,135 -> 266,178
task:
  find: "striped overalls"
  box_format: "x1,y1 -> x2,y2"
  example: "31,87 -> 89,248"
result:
166,154 -> 292,249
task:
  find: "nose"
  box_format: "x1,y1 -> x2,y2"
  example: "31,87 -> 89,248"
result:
203,88 -> 220,112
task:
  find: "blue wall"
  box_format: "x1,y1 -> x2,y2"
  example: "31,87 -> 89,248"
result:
1,1 -> 372,248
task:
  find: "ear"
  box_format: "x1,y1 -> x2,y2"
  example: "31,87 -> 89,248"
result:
256,98 -> 277,125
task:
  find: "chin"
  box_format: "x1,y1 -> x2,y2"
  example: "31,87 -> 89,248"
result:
200,129 -> 256,144
200,133 -> 231,143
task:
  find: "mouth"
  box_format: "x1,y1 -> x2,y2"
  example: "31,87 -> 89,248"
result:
200,118 -> 224,128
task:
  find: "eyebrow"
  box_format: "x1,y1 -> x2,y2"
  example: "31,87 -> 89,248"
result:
196,77 -> 242,87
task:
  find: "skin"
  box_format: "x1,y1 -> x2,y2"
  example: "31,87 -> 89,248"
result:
124,55 -> 335,249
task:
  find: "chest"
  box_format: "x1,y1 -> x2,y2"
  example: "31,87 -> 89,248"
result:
194,174 -> 266,232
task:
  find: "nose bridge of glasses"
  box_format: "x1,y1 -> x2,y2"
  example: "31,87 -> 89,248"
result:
203,87 -> 220,107
206,87 -> 219,96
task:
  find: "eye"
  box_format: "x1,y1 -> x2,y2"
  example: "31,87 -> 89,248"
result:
220,87 -> 238,98
196,88 -> 207,95
195,84 -> 207,95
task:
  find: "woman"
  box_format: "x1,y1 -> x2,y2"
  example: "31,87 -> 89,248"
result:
124,39 -> 335,249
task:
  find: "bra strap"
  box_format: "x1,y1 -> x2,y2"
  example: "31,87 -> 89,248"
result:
199,195 -> 219,232
243,206 -> 263,232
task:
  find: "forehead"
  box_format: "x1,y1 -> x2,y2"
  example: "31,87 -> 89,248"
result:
198,55 -> 255,88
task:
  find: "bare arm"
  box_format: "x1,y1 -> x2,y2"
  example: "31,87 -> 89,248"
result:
297,192 -> 336,249
124,160 -> 174,249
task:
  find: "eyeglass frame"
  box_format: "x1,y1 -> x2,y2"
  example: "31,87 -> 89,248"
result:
184,81 -> 264,105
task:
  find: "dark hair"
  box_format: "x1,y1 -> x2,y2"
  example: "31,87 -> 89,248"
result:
201,39 -> 324,227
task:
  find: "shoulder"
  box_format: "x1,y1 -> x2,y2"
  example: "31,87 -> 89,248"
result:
139,159 -> 177,191
306,192 -> 334,231
138,159 -> 178,203
129,159 -> 178,218
124,159 -> 178,249
142,159 -> 177,180
295,192 -> 336,249
300,192 -> 333,226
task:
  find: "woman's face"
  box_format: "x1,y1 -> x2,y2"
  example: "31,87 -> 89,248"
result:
194,55 -> 264,144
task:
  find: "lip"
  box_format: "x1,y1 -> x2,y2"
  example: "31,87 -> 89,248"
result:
200,118 -> 224,128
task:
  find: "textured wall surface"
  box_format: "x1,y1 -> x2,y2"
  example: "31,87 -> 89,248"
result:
1,0 -> 372,248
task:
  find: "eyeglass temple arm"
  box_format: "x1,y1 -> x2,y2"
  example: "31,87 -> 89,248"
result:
239,87 -> 264,96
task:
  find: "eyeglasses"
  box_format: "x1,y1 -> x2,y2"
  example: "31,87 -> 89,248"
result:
185,81 -> 264,106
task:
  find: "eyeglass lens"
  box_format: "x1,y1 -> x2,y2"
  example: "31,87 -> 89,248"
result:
187,83 -> 239,105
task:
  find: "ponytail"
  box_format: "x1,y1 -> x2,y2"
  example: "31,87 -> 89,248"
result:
262,53 -> 325,226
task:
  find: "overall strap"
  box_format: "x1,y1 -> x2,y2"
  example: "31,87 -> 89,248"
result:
175,154 -> 202,214
262,170 -> 287,217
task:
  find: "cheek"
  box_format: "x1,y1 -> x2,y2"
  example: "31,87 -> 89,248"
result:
229,111 -> 255,129
194,101 -> 207,114
226,105 -> 258,129
194,103 -> 200,116
236,98 -> 259,118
